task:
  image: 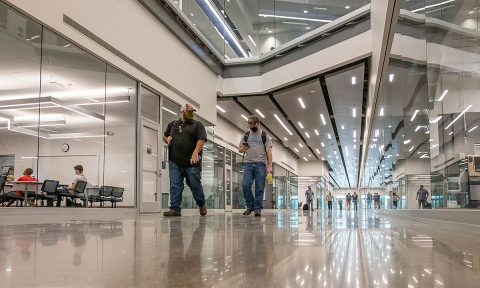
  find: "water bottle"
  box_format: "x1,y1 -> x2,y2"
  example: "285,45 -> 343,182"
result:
266,173 -> 273,184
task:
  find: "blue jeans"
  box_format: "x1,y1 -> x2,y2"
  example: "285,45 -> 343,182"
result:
242,162 -> 266,211
169,162 -> 205,212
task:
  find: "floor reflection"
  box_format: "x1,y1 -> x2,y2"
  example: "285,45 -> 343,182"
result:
0,211 -> 479,287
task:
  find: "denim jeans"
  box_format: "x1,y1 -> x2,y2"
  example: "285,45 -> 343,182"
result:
242,162 -> 266,211
169,162 -> 205,212
418,199 -> 426,209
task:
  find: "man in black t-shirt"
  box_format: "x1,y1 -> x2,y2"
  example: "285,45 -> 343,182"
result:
163,103 -> 208,217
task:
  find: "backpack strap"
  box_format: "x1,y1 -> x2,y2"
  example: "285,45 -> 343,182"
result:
242,131 -> 250,163
261,130 -> 267,155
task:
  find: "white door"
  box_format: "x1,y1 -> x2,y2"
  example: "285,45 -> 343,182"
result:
140,119 -> 162,213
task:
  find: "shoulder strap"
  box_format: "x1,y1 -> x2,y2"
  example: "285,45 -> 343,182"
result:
261,130 -> 267,154
243,131 -> 250,143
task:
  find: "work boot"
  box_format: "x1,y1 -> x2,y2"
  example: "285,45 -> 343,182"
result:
163,209 -> 181,217
199,205 -> 207,216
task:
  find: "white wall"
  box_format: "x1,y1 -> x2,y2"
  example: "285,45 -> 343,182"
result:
5,0 -> 218,123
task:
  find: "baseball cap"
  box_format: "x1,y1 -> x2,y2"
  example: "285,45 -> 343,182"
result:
180,103 -> 197,112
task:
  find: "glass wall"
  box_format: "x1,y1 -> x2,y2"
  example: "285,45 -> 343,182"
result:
0,2 -> 137,207
273,163 -> 288,209
289,172 -> 298,209
363,0 -> 480,209
232,152 -> 245,209
169,0 -> 370,60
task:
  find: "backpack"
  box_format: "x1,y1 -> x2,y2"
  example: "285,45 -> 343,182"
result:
242,130 -> 267,160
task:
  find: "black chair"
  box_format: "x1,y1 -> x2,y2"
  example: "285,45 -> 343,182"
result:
88,186 -> 113,207
110,187 -> 124,207
40,180 -> 60,207
70,180 -> 88,207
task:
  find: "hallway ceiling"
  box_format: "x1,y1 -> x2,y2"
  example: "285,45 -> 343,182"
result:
217,60 -> 368,188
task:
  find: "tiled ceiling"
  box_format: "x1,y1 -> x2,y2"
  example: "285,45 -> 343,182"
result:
217,60 -> 368,188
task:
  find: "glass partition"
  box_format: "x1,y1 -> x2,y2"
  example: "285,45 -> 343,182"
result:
169,0 -> 371,60
289,172 -> 298,209
273,163 -> 288,209
0,1 -> 138,208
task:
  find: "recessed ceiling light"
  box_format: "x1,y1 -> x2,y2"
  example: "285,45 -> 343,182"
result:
241,114 -> 248,121
216,105 -> 226,113
316,148 -> 320,154
321,142 -> 325,147
327,133 -> 331,139
409,146 -> 415,152
268,30 -> 273,34
389,74 -> 394,82
294,148 -> 299,152
298,121 -> 304,129
352,108 -> 356,118
379,107 -> 384,116
353,130 -> 357,138
445,105 -> 472,130
404,139 -> 411,144
284,137 -> 288,141
314,129 -> 319,135
468,126 -> 478,132
303,157 -> 308,161
255,109 -> 265,118
345,5 -> 351,10
469,10 -> 474,14
247,34 -> 257,47
274,114 -> 293,135
298,98 -> 306,109
310,89 -> 315,94
299,143 -> 304,148
304,10 -> 308,13
410,110 -> 420,122
341,125 -> 345,130
351,76 -> 356,85
437,90 -> 448,101
320,114 -> 327,126
305,132 -> 310,138
306,26 -> 311,30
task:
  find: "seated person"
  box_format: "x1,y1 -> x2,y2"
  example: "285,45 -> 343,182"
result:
3,168 -> 37,207
56,165 -> 88,207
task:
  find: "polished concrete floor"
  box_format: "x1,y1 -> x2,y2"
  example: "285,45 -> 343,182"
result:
1,209 -> 480,287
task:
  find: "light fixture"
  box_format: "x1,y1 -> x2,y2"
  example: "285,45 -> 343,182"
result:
469,10 -> 474,14
375,129 -> 380,137
437,90 -> 448,101
247,34 -> 257,47
351,76 -> 356,85
430,116 -> 442,124
341,125 -> 345,130
294,148 -> 299,152
314,129 -> 319,136
274,114 -> 293,135
283,137 -> 288,141
354,144 -> 357,150
389,74 -> 394,82
216,105 -> 226,113
321,142 -> 325,147
445,105 -> 472,130
345,5 -> 351,9
298,97 -> 306,109
468,126 -> 478,132
303,157 -> 308,161
305,132 -> 310,138
163,107 -> 177,116
353,130 -> 357,138
379,107 -> 384,116
259,13 -> 332,23
327,133 -> 331,139
241,114 -> 248,121
448,131 -> 453,135
299,143 -> 304,148
352,108 -> 356,118
298,121 -> 304,129
255,109 -> 265,118
409,146 -> 415,152
204,0 -> 248,57
316,148 -> 320,154
404,139 -> 411,144
411,0 -> 455,13
415,126 -> 422,132
283,21 -> 309,26
303,10 -> 308,13
410,110 -> 420,122
314,7 -> 327,10
320,114 -> 328,126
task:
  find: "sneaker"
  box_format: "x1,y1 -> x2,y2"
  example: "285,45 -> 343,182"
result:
199,205 -> 207,216
163,210 -> 181,217
243,209 -> 253,216
254,210 -> 261,217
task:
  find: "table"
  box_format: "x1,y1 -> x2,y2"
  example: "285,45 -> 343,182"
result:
11,181 -> 40,207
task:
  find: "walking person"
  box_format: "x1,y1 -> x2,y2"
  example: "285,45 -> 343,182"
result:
326,192 -> 333,212
337,198 -> 343,211
305,186 -> 314,211
367,192 -> 372,209
238,115 -> 273,217
416,185 -> 429,209
374,193 -> 381,209
392,192 -> 400,209
163,103 -> 208,217
346,193 -> 352,210
352,192 -> 359,211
